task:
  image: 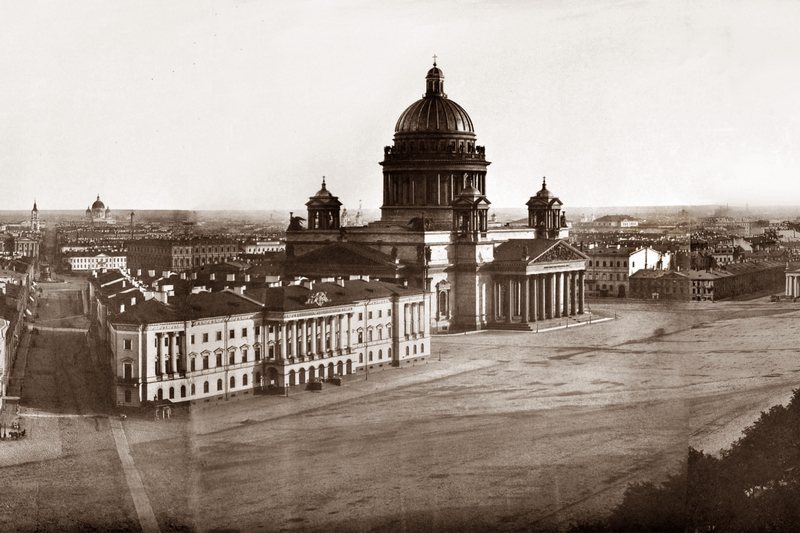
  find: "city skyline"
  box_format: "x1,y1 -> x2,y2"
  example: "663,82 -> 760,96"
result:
2,1 -> 799,210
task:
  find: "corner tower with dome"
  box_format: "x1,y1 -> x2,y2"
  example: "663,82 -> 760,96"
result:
285,62 -> 587,334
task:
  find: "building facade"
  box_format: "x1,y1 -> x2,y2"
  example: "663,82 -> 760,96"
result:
127,239 -> 240,272
65,252 -> 127,272
107,281 -> 429,406
585,246 -> 669,297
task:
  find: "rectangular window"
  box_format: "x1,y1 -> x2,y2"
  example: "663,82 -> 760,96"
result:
368,311 -> 373,319
358,313 -> 363,320
203,333 -> 209,343
190,335 -> 195,345
388,309 -> 391,317
241,328 -> 247,337
242,349 -> 248,363
203,356 -> 209,370
255,326 -> 261,336
229,329 -> 235,339
216,331 -> 222,341
123,339 -> 132,350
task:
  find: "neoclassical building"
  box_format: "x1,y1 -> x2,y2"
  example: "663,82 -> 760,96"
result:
286,62 -> 587,332
86,194 -> 114,223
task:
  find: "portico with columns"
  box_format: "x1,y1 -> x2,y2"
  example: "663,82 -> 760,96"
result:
785,269 -> 800,298
487,239 -> 587,329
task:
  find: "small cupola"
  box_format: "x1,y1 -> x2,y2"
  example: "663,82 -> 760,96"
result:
306,176 -> 343,230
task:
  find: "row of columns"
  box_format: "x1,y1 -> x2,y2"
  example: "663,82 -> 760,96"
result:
786,273 -> 800,298
155,332 -> 186,375
493,271 -> 585,323
273,313 -> 353,360
403,302 -> 425,337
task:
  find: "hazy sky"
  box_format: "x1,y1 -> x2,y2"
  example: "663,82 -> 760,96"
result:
2,0 -> 799,211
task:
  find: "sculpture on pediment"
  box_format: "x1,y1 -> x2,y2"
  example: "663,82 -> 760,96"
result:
305,291 -> 330,307
538,244 -> 579,262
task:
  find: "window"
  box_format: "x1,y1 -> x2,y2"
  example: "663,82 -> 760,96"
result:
358,331 -> 363,343
180,385 -> 186,398
588,260 -> 593,266
255,347 -> 261,361
169,387 -> 175,399
241,328 -> 247,337
359,353 -> 363,363
378,310 -> 382,318
358,313 -> 363,320
241,349 -> 248,363
204,381 -> 209,393
243,374 -> 248,386
191,384 -> 196,395
369,351 -> 373,361
388,309 -> 391,317
217,379 -> 223,391
164,337 -> 169,347
255,326 -> 261,336
203,333 -> 209,343
414,345 -> 417,354
216,353 -> 222,367
203,355 -> 209,370
216,331 -> 222,341
378,349 -> 383,360
420,342 -> 425,353
368,311 -> 373,319
228,352 -> 235,365
229,329 -> 235,339
190,358 -> 196,372
123,339 -> 132,350
190,335 -> 195,344
230,376 -> 236,388
123,363 -> 132,381
368,330 -> 373,342
124,390 -> 131,403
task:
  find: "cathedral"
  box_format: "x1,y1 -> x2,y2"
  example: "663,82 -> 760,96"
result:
85,194 -> 114,224
286,62 -> 588,332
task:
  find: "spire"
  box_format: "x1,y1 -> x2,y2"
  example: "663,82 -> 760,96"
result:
321,176 -> 327,190
32,199 -> 38,212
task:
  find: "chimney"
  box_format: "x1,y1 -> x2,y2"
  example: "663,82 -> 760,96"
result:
180,272 -> 187,280
227,273 -> 235,282
191,272 -> 197,280
119,303 -> 125,313
337,278 -> 345,287
244,274 -> 251,282
148,269 -> 156,277
210,273 -> 216,281
136,269 -> 142,276
130,296 -> 136,306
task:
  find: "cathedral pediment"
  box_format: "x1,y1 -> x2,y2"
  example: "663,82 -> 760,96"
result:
491,239 -> 588,268
531,241 -> 587,263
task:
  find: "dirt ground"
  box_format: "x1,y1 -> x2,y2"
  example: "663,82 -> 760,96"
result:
2,292 -> 800,531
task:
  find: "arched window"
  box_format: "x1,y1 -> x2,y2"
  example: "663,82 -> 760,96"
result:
405,346 -> 409,356
420,343 -> 425,353
230,376 -> 235,389
243,374 -> 248,386
369,351 -> 373,361
358,331 -> 363,343
413,345 -> 417,354
180,385 -> 186,398
378,349 -> 383,360
169,387 -> 175,399
204,381 -> 209,393
359,353 -> 363,363
191,383 -> 196,395
217,379 -> 223,391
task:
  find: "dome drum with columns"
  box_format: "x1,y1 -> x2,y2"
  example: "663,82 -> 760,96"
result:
285,61 -> 587,333
380,62 -> 490,227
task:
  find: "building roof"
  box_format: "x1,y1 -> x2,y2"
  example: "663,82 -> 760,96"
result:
91,195 -> 105,210
285,242 -> 405,278
594,215 -> 636,222
244,280 -> 420,312
492,239 -> 588,265
112,291 -> 264,325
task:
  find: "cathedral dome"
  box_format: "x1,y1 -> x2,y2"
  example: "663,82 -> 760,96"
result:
92,195 -> 105,210
395,63 -> 475,135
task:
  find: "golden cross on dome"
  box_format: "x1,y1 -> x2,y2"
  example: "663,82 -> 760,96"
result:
432,54 -> 438,66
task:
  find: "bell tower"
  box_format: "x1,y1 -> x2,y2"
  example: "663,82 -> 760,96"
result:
30,200 -> 40,232
306,177 -> 342,230
526,177 -> 565,239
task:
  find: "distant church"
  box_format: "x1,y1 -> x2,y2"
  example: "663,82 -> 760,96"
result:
286,62 -> 588,332
86,194 -> 114,224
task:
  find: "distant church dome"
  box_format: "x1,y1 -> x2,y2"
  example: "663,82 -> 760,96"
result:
92,195 -> 105,210
394,63 -> 475,135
